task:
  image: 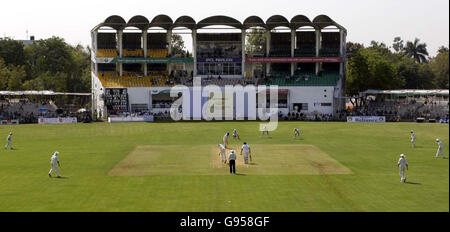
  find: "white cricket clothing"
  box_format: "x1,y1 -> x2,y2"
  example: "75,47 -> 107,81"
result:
49,154 -> 61,177
398,157 -> 408,167
436,141 -> 446,158
223,134 -> 229,144
438,141 -> 444,149
218,144 -> 226,162
398,157 -> 408,182
229,152 -> 237,161
242,144 -> 250,154
411,133 -> 416,141
5,135 -> 13,149
51,154 -> 59,165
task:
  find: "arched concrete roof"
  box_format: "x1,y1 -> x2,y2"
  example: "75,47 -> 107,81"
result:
126,15 -> 150,30
172,16 -> 196,30
243,16 -> 267,29
102,15 -> 126,30
312,15 -> 344,30
150,14 -> 173,30
266,15 -> 290,30
197,15 -> 243,29
291,15 -> 315,29
92,14 -> 346,32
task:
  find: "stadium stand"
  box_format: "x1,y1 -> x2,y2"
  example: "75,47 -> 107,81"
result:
265,71 -> 340,86
147,49 -> 168,58
97,49 -> 119,58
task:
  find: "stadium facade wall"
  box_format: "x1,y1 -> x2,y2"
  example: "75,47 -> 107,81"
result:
93,83 -> 337,119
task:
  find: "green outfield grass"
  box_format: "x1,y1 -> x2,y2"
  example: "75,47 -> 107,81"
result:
0,121 -> 448,212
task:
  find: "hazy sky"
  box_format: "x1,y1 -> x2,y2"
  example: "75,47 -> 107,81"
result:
1,0 -> 448,56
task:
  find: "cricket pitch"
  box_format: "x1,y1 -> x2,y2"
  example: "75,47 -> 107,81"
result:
109,144 -> 353,176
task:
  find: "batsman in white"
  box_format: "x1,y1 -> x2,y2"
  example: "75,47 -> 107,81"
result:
48,151 -> 61,178
397,154 -> 409,183
294,128 -> 301,139
410,130 -> 416,148
435,139 -> 446,159
5,132 -> 13,150
232,129 -> 240,140
240,142 -> 252,164
223,133 -> 230,148
218,143 -> 227,164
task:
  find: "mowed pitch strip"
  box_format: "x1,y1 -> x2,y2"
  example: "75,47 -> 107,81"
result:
109,144 -> 352,176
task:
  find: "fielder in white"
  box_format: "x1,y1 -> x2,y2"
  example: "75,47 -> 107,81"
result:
232,129 -> 240,140
397,154 -> 409,183
410,130 -> 416,148
240,142 -> 252,164
435,139 -> 447,159
218,143 -> 227,164
294,128 -> 301,139
261,125 -> 270,138
223,133 -> 230,148
5,132 -> 13,150
48,151 -> 61,178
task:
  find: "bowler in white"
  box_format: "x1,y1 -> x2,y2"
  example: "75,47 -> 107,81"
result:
240,142 -> 251,164
218,143 -> 227,164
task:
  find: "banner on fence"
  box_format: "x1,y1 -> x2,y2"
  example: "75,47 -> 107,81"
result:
0,120 -> 19,125
108,115 -> 154,123
38,117 -> 77,124
347,116 -> 386,123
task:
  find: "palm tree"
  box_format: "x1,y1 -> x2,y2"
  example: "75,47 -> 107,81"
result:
404,38 -> 429,63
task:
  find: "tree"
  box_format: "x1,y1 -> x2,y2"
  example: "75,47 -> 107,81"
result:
0,58 -> 27,91
392,37 -> 404,53
346,46 -> 404,97
430,46 -> 449,89
0,38 -> 25,66
245,28 -> 266,56
404,38 -> 429,63
396,57 -> 435,89
346,42 -> 364,60
171,34 -> 187,57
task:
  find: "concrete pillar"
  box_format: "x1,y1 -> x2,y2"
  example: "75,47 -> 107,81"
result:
143,30 -> 148,76
118,30 -> 123,76
143,30 -> 148,57
118,30 -> 123,58
93,31 -> 98,54
339,30 -> 345,76
167,30 -> 173,55
315,28 -> 321,75
291,29 -> 295,76
266,31 -> 271,75
242,30 -> 246,77
192,29 -> 197,76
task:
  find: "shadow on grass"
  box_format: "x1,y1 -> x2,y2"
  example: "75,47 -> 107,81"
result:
51,176 -> 69,180
235,173 -> 246,176
405,181 -> 421,185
